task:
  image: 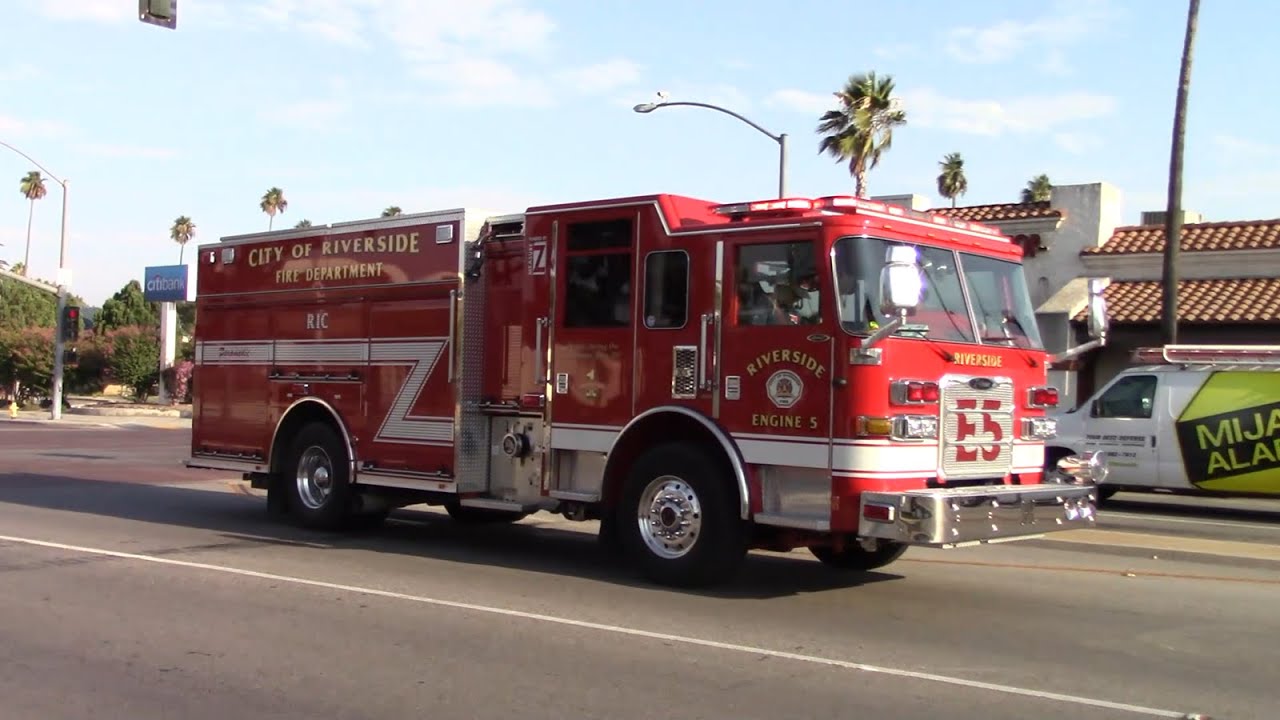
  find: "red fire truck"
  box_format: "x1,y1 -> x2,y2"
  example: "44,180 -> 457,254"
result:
186,192 -> 1110,587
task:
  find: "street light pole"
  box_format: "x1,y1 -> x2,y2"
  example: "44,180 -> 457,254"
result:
633,99 -> 789,198
0,140 -> 70,420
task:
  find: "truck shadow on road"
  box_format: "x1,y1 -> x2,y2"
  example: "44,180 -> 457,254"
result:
0,473 -> 902,599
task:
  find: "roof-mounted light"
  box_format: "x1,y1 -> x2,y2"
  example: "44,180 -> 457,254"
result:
814,195 -> 1007,239
713,198 -> 815,216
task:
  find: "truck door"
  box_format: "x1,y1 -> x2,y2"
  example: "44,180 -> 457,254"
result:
715,235 -> 833,472
631,235 -> 717,419
1083,372 -> 1161,487
546,214 -> 637,453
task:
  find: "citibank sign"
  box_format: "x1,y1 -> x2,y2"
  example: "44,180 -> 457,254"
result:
143,264 -> 191,302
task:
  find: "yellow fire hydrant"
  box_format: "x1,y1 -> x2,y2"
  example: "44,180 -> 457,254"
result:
7,400 -> 17,419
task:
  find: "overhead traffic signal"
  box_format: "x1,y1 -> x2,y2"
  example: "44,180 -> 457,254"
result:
139,0 -> 177,29
60,305 -> 81,343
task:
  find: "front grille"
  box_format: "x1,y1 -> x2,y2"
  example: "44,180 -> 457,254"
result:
940,375 -> 1015,480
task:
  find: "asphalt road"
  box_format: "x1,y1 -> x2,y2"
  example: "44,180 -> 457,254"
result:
2,423 -> 1277,719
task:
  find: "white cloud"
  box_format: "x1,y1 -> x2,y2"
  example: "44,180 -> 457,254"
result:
0,113 -> 75,140
873,43 -> 916,60
0,63 -> 40,84
414,57 -> 554,108
557,59 -> 643,94
944,0 -> 1116,66
1212,134 -> 1280,159
767,89 -> 833,115
76,143 -> 179,160
37,0 -> 132,22
1051,132 -> 1104,155
238,0 -> 642,108
897,88 -> 1116,136
258,98 -> 351,130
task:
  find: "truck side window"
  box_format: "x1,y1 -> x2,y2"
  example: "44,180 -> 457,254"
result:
642,250 -> 688,329
735,241 -> 820,326
1091,374 -> 1157,419
564,219 -> 632,328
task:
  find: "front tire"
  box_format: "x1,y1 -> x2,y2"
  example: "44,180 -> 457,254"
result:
617,443 -> 747,588
285,421 -> 356,531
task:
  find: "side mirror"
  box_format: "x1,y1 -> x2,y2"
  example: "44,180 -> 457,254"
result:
1086,278 -> 1108,340
879,245 -> 924,316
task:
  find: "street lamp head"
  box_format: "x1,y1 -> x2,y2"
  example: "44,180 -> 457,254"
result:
633,103 -> 658,113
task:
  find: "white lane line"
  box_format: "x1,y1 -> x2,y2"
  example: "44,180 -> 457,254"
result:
0,533 -> 1203,720
1103,511 -> 1280,532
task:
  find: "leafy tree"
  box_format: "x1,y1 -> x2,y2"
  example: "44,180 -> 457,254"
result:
0,273 -> 58,332
817,71 -> 907,197
1021,174 -> 1053,203
96,280 -> 158,332
382,206 -> 402,217
170,215 -> 196,264
295,219 -> 313,228
260,186 -> 288,229
107,326 -> 160,400
0,327 -> 54,406
18,170 -> 47,275
936,152 -> 968,208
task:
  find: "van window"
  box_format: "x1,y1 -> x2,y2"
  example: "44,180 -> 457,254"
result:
1091,374 -> 1157,419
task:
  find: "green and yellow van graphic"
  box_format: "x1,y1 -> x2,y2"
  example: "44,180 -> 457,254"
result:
1174,370 -> 1280,494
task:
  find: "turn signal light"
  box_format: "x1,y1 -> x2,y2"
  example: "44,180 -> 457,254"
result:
891,379 -> 940,405
1027,386 -> 1060,408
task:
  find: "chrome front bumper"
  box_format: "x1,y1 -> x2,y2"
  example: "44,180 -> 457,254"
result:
856,451 -> 1107,547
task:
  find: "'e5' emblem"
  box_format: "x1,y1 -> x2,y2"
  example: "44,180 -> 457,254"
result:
955,398 -> 1002,462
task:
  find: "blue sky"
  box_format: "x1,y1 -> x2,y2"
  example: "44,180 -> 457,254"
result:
1,0 -> 1275,305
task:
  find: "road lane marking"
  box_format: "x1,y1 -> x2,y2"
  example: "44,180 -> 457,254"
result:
1103,511 -> 1280,533
0,533 -> 1204,719
1043,529 -> 1280,563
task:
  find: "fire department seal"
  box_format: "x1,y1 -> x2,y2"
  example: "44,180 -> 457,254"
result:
766,370 -> 803,409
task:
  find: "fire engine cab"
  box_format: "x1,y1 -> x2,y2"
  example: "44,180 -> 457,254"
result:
186,192 -> 1109,587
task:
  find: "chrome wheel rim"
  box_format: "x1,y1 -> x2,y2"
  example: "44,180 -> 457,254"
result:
636,475 -> 702,559
295,446 -> 334,510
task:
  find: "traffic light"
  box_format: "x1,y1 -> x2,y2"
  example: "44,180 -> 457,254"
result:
61,305 -> 81,343
139,0 -> 177,29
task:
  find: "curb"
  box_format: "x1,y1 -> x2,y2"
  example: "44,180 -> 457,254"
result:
71,406 -> 193,418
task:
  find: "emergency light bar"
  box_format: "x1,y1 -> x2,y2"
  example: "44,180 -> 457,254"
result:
712,198 -> 815,215
814,196 -> 1007,238
1132,344 -> 1280,366
710,195 -> 1007,239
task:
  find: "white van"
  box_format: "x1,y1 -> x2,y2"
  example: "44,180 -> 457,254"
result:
1048,345 -> 1280,500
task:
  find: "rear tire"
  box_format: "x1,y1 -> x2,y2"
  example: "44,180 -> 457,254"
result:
285,421 -> 355,531
809,538 -> 907,571
617,443 -> 747,588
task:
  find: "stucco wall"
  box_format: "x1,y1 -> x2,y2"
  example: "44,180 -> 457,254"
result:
1024,182 -> 1122,307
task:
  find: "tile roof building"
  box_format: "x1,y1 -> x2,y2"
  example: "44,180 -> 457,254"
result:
873,184 -> 1280,408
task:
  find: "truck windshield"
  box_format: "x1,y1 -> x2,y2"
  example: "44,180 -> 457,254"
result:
832,235 -> 1044,349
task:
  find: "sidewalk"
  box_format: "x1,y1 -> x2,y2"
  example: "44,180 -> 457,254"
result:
5,394 -> 193,429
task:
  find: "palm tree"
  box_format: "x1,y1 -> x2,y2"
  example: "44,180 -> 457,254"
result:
381,206 -> 402,217
1020,174 -> 1052,203
18,170 -> 47,276
816,71 -> 907,198
936,153 -> 968,208
170,215 -> 196,264
1162,0 -> 1200,345
295,219 -> 313,229
260,187 -> 288,229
